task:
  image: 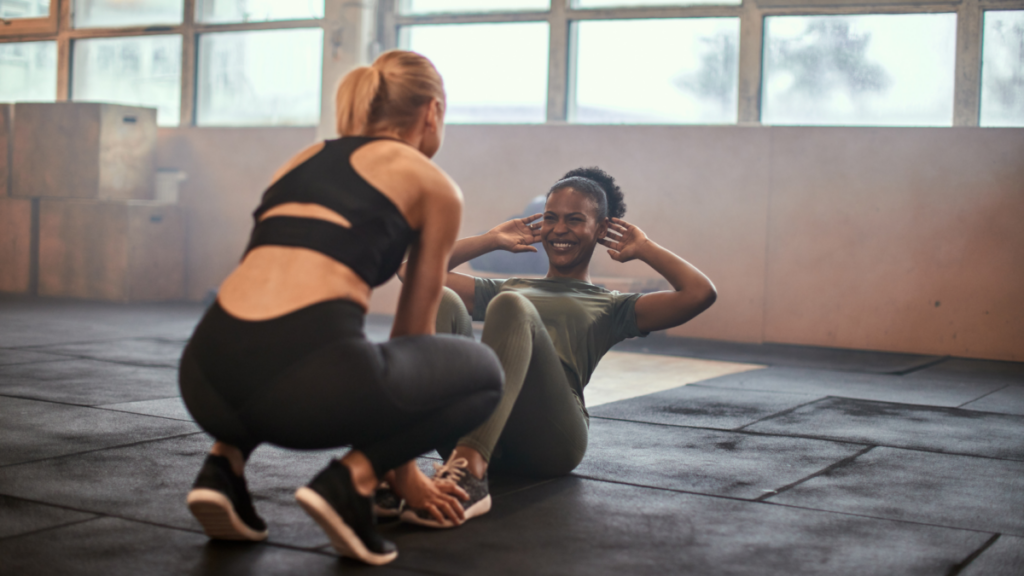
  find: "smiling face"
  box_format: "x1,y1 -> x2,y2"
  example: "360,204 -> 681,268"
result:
542,187 -> 609,277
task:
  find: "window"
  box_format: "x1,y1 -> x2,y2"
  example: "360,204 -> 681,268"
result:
761,14 -> 957,126
573,18 -> 739,124
980,10 -> 1024,127
196,0 -> 324,24
400,0 -> 549,15
0,0 -> 49,19
573,0 -> 740,8
400,22 -> 550,123
72,35 -> 182,126
0,41 -> 57,102
196,28 -> 324,126
73,0 -> 184,29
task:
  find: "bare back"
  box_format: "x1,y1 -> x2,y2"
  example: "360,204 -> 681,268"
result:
218,139 -> 448,321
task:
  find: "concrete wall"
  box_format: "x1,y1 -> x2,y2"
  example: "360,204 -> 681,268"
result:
155,125 -> 1024,361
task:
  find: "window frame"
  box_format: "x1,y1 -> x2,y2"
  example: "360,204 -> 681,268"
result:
0,0 -> 327,127
0,0 -> 59,37
383,0 -> 1024,127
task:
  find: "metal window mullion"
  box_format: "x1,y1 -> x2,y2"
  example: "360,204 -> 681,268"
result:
566,6 -> 743,19
758,3 -> 961,14
56,0 -> 73,101
954,0 -> 983,125
180,0 -> 196,127
548,0 -> 570,122
395,12 -> 550,26
737,0 -> 764,124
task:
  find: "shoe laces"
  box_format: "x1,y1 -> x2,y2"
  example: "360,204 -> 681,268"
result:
432,457 -> 469,485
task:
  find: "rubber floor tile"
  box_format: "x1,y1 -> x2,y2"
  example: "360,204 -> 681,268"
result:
0,296 -> 203,347
0,396 -> 197,467
0,495 -> 97,540
746,397 -> 1024,460
0,516 -> 423,576
768,447 -> 1024,536
905,358 -> 1024,386
589,385 -> 819,430
0,348 -> 67,367
381,476 -> 990,576
613,335 -> 942,374
0,359 -> 178,406
575,418 -> 866,499
960,535 -> 1024,576
959,385 -> 1024,416
693,367 -> 1006,407
97,397 -> 194,422
30,338 -> 186,368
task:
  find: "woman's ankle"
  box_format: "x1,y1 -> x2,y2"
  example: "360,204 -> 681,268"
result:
340,451 -> 379,498
210,442 -> 246,476
451,446 -> 488,480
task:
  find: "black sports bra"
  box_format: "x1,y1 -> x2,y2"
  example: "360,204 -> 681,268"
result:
244,137 -> 416,288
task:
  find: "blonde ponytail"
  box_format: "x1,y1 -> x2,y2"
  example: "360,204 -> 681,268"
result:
334,50 -> 445,137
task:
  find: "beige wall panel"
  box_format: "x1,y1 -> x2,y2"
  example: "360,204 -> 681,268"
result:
38,199 -> 128,300
98,106 -> 158,201
12,103 -> 156,200
156,128 -> 316,300
0,104 -> 10,197
0,198 -> 32,293
127,204 -> 185,301
763,127 -> 1024,361
433,125 -> 771,343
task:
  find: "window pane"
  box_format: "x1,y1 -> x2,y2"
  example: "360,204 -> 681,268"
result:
980,10 -> 1024,127
762,14 -> 957,127
574,0 -> 740,8
573,18 -> 739,124
73,0 -> 182,28
197,29 -> 323,127
196,0 -> 324,24
0,0 -> 49,19
72,35 -> 181,126
400,0 -> 548,15
0,41 -> 56,102
400,23 -> 549,123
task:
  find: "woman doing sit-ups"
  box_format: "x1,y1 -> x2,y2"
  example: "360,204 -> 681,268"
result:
396,167 -> 716,527
178,50 -> 503,565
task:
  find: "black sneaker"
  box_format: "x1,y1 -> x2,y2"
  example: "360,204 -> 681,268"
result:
295,460 -> 398,565
373,482 -> 403,519
186,454 -> 268,541
399,456 -> 491,529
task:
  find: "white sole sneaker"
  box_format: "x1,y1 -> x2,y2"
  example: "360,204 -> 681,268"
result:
187,488 -> 268,541
295,486 -> 398,565
399,494 -> 492,529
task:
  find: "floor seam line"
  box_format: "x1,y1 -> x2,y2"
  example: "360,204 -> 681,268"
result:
891,355 -> 951,376
733,396 -> 830,431
946,533 -> 1001,576
0,515 -> 103,544
0,431 -> 205,470
756,445 -> 876,501
956,384 -> 1011,409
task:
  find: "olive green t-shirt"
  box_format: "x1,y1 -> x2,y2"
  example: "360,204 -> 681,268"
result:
473,276 -> 648,402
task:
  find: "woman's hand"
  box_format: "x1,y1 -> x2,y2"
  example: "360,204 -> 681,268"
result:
487,213 -> 543,253
600,218 -> 650,263
391,463 -> 468,525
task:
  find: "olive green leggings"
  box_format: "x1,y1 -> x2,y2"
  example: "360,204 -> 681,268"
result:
435,287 -> 589,477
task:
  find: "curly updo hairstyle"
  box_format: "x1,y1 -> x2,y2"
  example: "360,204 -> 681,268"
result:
547,166 -> 626,221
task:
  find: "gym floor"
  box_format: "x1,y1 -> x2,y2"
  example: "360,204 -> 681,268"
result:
0,295 -> 1021,575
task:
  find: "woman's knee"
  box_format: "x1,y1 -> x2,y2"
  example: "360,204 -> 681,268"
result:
436,287 -> 472,336
485,291 -> 539,325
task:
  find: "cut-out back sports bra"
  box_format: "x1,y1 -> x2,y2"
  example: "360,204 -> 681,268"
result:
244,137 -> 416,288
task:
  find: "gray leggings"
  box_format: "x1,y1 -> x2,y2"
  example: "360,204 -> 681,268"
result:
436,287 -> 589,477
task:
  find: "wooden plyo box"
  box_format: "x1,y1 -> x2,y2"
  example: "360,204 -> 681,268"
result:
38,199 -> 185,301
12,102 -> 157,200
0,197 -> 32,293
0,104 -> 10,197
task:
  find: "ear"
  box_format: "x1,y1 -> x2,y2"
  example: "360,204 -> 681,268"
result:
424,98 -> 442,133
597,217 -> 610,239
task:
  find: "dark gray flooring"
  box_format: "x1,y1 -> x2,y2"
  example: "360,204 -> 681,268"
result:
0,295 -> 1021,575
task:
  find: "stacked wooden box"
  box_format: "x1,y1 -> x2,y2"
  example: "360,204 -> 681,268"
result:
0,102 -> 184,301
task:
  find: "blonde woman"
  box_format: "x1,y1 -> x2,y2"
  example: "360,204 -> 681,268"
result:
178,51 -> 503,565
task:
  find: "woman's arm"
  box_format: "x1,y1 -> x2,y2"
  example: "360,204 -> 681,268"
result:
399,213 -> 542,313
389,171 -> 464,339
600,218 -> 717,334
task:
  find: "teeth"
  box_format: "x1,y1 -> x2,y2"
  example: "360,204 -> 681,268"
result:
552,242 -> 573,248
